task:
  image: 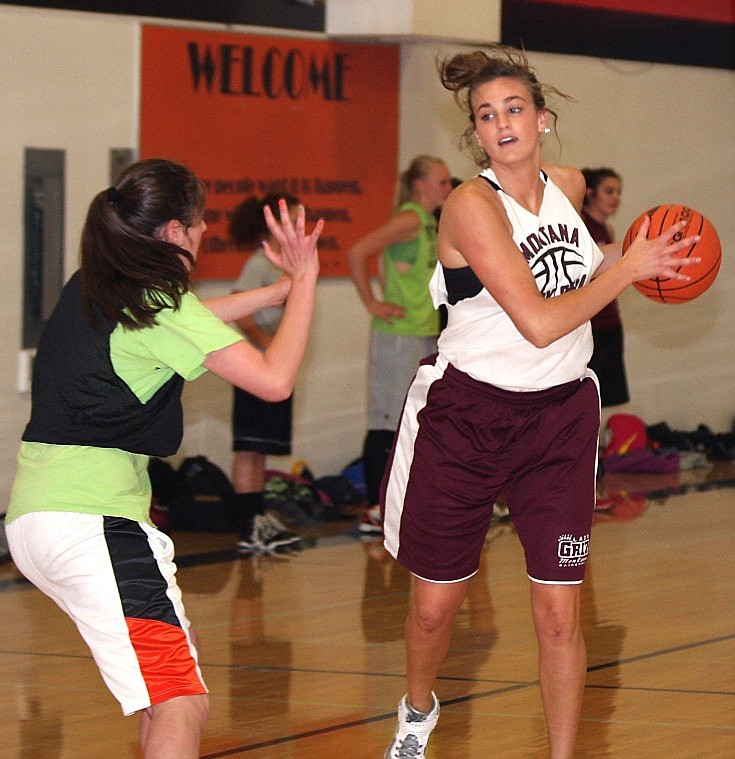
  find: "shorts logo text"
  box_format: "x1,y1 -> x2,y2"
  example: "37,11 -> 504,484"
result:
557,533 -> 589,567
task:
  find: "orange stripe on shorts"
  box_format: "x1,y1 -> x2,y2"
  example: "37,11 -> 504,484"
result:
126,617 -> 207,705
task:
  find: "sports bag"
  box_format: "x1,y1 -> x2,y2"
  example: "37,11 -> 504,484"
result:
168,455 -> 237,532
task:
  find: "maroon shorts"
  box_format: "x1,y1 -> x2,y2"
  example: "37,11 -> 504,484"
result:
381,355 -> 600,584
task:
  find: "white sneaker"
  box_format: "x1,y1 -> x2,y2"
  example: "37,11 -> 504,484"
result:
384,692 -> 439,759
359,504 -> 383,534
236,513 -> 300,553
491,501 -> 510,521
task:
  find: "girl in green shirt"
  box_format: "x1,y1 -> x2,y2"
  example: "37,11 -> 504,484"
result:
6,158 -> 323,759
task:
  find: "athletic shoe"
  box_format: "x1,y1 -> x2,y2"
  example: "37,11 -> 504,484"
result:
264,512 -> 303,549
491,501 -> 510,521
359,505 -> 383,534
237,513 -> 301,553
384,692 -> 439,759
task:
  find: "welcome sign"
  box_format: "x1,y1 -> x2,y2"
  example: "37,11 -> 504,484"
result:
140,25 -> 399,279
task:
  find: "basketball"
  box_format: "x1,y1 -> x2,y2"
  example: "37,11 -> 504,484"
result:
621,204 -> 721,304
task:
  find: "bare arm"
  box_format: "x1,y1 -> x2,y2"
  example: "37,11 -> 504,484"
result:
438,179 -> 699,349
202,277 -> 291,323
593,240 -> 623,277
203,202 -> 324,401
346,209 -> 420,324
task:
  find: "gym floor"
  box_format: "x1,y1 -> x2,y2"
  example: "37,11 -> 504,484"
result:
0,460 -> 733,757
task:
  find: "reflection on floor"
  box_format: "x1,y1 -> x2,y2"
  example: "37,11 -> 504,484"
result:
171,459 -> 735,562
0,460 -> 732,759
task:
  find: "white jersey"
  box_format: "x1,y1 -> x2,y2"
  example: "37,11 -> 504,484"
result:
430,168 -> 604,391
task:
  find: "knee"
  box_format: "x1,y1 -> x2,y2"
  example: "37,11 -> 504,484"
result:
409,600 -> 457,636
535,608 -> 580,646
171,693 -> 210,725
168,693 -> 209,731
146,692 -> 209,731
531,591 -> 581,644
193,694 -> 210,729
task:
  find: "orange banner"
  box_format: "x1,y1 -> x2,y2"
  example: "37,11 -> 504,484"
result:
140,25 -> 399,279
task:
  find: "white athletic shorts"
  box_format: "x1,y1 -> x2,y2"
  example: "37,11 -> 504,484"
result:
7,511 -> 207,715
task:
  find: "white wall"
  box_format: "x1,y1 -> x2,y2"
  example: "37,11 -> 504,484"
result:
0,7 -> 139,505
1,7 -> 733,507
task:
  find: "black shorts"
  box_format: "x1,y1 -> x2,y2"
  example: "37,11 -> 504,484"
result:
382,355 -> 600,584
589,325 -> 629,407
232,387 -> 292,455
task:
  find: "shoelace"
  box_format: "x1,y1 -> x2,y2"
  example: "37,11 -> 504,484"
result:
257,515 -> 282,541
255,516 -> 276,540
264,513 -> 289,532
259,514 -> 297,543
393,734 -> 422,758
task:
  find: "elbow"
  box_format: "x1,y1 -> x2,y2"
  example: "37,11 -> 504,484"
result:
529,333 -> 555,349
261,376 -> 294,403
519,323 -> 556,349
345,248 -> 359,270
506,301 -> 558,349
268,388 -> 292,403
233,370 -> 294,402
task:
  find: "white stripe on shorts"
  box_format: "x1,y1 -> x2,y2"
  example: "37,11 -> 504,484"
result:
7,511 -> 205,715
382,354 -> 446,562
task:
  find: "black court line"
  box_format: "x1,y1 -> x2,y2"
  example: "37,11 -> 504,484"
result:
586,683 -> 735,697
644,476 -> 735,500
176,549 -> 241,567
1,473 -> 733,756
200,681 -> 535,759
1,470 -> 732,589
202,630 -> 735,688
586,631 -> 735,673
1,635 -> 729,759
0,604 -> 731,756
0,648 -> 97,661
199,631 -> 735,757
142,472 -> 735,572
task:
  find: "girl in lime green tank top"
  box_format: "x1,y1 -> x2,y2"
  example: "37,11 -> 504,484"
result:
346,155 -> 455,524
377,200 -> 441,337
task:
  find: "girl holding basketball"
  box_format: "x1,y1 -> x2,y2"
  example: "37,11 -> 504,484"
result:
381,46 -> 699,759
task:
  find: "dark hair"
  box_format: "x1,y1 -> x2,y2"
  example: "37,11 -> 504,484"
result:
438,45 -> 573,166
581,167 -> 622,204
81,158 -> 206,330
434,177 -> 463,221
229,192 -> 299,249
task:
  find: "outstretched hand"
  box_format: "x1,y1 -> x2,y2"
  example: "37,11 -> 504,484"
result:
262,199 -> 324,281
624,215 -> 701,283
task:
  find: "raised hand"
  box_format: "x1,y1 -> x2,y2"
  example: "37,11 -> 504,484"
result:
262,199 -> 324,280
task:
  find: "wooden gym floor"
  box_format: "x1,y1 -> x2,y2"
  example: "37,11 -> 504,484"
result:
0,462 -> 733,758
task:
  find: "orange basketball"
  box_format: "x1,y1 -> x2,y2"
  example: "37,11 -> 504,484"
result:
621,204 -> 721,304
